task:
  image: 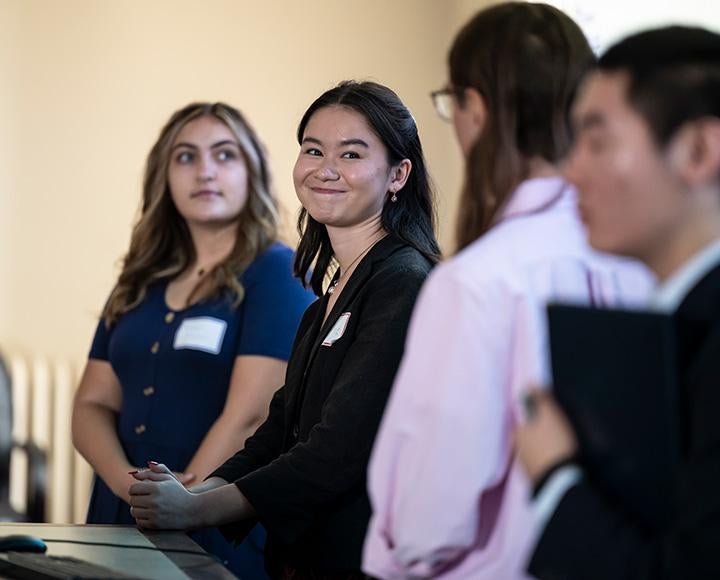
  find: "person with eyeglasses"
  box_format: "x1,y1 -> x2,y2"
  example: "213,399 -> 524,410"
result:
363,3 -> 653,579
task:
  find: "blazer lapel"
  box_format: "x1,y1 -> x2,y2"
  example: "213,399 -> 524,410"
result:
286,235 -> 407,432
307,235 -> 404,366
675,264 -> 720,373
280,235 -> 409,447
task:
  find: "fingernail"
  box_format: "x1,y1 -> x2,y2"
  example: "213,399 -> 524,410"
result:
128,470 -> 138,475
148,460 -> 158,466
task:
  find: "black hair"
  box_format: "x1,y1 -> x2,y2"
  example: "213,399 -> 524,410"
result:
294,80 -> 441,296
599,25 -> 720,145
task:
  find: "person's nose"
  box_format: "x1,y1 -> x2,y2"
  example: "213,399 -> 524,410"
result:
197,154 -> 217,183
314,157 -> 339,181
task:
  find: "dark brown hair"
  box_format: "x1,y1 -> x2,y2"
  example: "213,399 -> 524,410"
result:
449,2 -> 595,250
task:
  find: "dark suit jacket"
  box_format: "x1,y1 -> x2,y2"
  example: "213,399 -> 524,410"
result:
529,263 -> 720,580
211,235 -> 433,573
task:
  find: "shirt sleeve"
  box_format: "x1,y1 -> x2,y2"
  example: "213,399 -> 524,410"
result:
363,264 -> 517,579
88,317 -> 112,361
237,244 -> 316,361
232,263 -> 428,545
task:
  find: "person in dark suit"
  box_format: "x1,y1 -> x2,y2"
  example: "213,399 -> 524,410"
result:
515,26 -> 720,579
128,80 -> 441,580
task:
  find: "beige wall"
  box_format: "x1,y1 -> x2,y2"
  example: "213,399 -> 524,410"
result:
0,0 -> 482,365
0,1 -> 20,343
2,0 -> 720,367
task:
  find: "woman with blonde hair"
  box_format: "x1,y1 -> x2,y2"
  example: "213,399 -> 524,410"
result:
72,102 -> 314,578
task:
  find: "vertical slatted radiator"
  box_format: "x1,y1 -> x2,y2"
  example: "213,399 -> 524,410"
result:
7,352 -> 93,523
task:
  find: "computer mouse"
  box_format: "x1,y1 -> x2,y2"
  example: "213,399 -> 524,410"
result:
0,534 -> 47,553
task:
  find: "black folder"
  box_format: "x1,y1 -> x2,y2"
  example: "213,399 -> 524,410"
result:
547,304 -> 679,527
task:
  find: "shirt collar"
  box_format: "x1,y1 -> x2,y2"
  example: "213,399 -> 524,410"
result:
498,176 -> 575,223
650,238 -> 720,312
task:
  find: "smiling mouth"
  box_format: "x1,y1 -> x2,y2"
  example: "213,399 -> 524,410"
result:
310,187 -> 347,195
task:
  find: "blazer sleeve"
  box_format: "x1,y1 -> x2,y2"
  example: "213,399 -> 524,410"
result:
205,384 -> 288,544
230,263 -> 428,544
529,328 -> 720,580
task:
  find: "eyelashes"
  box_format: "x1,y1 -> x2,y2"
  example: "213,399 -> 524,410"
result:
300,148 -> 362,159
173,149 -> 239,164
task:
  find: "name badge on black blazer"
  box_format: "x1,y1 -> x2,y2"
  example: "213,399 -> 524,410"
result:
322,312 -> 351,347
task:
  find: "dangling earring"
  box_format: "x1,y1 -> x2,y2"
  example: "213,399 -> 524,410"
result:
390,191 -> 398,203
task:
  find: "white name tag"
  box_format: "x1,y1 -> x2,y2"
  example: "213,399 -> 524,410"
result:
173,317 -> 227,355
322,312 -> 351,347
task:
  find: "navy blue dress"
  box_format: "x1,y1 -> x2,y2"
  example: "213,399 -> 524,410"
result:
85,243 -> 315,580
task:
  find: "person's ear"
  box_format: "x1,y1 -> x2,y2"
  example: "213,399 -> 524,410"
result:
388,159 -> 412,195
669,117 -> 720,189
461,87 -> 487,134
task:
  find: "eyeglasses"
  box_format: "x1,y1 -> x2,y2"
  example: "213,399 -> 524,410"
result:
430,87 -> 455,122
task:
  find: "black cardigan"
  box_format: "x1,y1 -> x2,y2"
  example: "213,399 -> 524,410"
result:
211,235 -> 433,573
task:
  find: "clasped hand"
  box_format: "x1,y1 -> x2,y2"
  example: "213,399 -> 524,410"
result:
515,389 -> 578,483
129,462 -> 199,530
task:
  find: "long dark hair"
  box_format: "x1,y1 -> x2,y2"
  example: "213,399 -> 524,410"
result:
449,2 -> 595,250
104,102 -> 278,324
294,80 -> 440,296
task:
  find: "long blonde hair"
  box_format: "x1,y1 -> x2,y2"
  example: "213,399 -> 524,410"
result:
103,102 -> 279,324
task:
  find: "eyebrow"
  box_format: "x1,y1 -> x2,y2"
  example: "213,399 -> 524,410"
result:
301,136 -> 369,148
171,139 -> 240,151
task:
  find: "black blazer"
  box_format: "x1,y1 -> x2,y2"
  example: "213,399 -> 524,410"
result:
211,235 -> 433,573
529,263 -> 720,580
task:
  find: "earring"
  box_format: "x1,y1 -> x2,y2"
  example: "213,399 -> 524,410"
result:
390,191 -> 398,203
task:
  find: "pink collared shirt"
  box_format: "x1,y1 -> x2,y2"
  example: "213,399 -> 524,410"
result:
363,177 -> 654,579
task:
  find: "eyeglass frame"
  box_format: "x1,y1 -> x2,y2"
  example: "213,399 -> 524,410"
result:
430,85 -> 464,122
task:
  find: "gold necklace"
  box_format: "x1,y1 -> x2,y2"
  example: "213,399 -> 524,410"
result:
327,234 -> 386,295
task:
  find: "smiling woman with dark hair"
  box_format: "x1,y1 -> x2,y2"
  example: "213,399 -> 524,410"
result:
128,81 -> 439,580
